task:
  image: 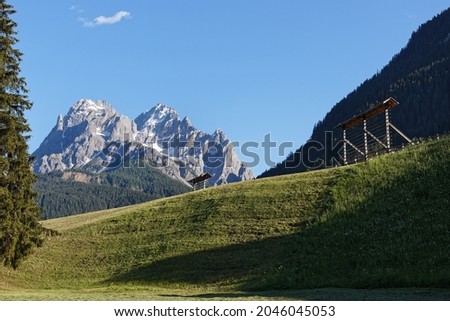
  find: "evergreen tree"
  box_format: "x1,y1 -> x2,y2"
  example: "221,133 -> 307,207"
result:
0,1 -> 42,269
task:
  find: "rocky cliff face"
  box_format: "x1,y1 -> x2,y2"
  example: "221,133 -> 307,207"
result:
33,99 -> 254,185
33,99 -> 136,174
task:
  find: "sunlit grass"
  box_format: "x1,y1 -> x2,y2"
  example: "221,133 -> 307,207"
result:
0,137 -> 449,300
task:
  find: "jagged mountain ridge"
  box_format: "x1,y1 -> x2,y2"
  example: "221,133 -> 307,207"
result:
33,99 -> 254,185
33,100 -> 136,171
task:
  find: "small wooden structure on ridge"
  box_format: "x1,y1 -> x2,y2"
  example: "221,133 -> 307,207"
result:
337,97 -> 412,165
188,173 -> 212,191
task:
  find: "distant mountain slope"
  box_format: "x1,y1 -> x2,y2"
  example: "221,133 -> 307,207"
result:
260,7 -> 450,178
2,137 -> 448,295
35,165 -> 190,220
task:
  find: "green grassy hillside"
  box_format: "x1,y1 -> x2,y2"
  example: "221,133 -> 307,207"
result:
1,137 -> 449,299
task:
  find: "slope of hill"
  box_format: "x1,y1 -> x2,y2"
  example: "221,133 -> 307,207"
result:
260,7 -> 450,178
1,137 -> 449,299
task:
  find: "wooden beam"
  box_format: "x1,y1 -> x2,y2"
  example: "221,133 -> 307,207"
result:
188,172 -> 212,185
337,97 -> 399,130
343,139 -> 365,156
389,123 -> 413,144
364,128 -> 389,150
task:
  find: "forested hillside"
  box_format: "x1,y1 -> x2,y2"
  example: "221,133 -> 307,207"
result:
35,166 -> 190,219
260,7 -> 450,178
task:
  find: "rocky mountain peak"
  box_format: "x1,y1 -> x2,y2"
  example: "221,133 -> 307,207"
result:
135,103 -> 180,130
33,99 -> 254,185
70,99 -> 112,113
181,116 -> 192,127
62,99 -> 119,129
152,103 -> 178,118
56,114 -> 64,131
211,128 -> 228,143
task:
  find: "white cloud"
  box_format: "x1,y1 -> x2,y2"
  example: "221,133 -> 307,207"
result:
95,11 -> 131,25
79,17 -> 95,28
69,4 -> 84,13
81,11 -> 131,27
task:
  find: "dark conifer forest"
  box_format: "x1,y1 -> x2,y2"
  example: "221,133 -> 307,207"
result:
35,166 -> 190,220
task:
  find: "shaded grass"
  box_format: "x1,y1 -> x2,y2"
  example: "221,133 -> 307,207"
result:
0,137 -> 448,299
1,288 -> 449,301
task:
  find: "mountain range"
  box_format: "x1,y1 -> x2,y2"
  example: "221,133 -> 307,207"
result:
33,99 -> 253,184
33,100 -> 253,218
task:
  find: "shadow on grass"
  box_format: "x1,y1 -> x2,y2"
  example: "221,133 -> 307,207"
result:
159,288 -> 450,301
107,141 -> 450,296
108,234 -> 289,286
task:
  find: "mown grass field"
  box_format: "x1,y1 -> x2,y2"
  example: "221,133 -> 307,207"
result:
0,137 -> 449,300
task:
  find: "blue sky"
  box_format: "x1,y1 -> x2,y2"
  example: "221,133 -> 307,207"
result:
12,0 -> 450,175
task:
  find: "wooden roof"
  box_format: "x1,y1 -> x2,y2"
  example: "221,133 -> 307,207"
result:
188,172 -> 212,185
337,97 -> 399,129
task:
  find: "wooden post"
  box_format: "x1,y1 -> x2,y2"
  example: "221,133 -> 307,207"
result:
385,109 -> 391,152
363,119 -> 368,160
343,128 -> 347,165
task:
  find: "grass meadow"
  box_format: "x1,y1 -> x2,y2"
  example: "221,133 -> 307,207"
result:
0,137 -> 449,300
